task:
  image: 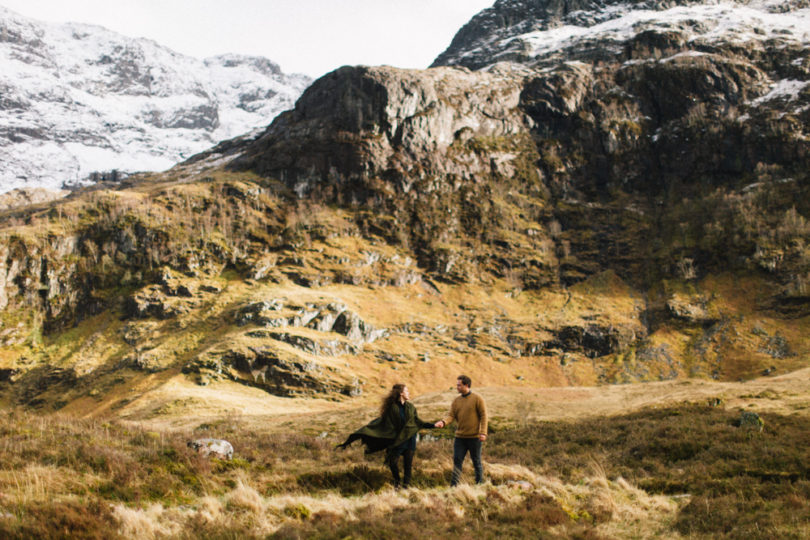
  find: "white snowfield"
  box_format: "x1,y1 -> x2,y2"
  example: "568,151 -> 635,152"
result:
0,6 -> 310,193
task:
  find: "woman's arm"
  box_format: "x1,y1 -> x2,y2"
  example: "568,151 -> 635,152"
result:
414,408 -> 436,429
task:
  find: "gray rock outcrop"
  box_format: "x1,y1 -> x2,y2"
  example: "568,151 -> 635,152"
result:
235,299 -> 388,350
231,64 -> 533,198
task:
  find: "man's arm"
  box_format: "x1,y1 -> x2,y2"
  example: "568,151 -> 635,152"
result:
477,395 -> 488,441
435,399 -> 456,428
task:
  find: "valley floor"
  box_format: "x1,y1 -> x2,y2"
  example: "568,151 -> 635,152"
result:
1,369 -> 809,539
123,365 -> 810,434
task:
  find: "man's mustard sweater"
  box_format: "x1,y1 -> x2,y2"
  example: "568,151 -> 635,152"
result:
442,392 -> 487,438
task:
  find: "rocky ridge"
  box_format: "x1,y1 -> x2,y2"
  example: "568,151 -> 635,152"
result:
432,0 -> 810,70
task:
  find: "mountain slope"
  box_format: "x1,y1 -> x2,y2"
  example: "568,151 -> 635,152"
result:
1,3 -> 810,537
0,6 -> 310,193
0,0 -> 809,417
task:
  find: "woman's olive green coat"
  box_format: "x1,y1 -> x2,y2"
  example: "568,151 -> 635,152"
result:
337,401 -> 434,454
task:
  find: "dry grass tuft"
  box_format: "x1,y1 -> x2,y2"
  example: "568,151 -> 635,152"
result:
113,503 -> 181,540
224,473 -> 264,513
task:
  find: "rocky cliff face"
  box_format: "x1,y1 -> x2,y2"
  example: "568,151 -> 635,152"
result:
0,6 -> 310,193
227,64 -> 557,283
232,65 -> 530,193
229,0 -> 810,287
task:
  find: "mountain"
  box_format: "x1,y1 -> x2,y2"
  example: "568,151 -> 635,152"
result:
1,0 -> 809,414
227,0 -> 809,287
0,6 -> 311,193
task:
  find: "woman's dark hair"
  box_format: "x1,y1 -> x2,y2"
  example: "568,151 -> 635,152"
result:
380,383 -> 406,417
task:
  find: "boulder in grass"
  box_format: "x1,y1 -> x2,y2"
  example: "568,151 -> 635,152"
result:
187,438 -> 234,459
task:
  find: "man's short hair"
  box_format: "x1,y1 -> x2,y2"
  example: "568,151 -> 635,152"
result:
457,374 -> 471,387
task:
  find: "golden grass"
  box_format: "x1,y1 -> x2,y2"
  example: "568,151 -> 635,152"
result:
2,370 -> 809,538
0,465 -> 99,506
113,503 -> 183,540
98,469 -> 683,539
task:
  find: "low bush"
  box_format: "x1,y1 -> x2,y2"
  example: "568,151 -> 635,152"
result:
0,498 -> 118,540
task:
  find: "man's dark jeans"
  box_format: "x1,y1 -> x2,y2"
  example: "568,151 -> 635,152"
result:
451,437 -> 483,486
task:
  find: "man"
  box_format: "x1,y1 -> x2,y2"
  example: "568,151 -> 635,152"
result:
434,374 -> 488,486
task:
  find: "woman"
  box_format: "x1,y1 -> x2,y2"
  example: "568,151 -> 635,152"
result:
337,384 -> 435,489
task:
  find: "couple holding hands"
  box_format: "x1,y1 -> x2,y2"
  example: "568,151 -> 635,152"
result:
338,375 -> 488,488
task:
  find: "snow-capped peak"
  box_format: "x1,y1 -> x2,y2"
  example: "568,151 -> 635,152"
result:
0,6 -> 311,193
433,0 -> 810,70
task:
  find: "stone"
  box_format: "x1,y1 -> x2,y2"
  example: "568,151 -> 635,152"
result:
758,334 -> 792,359
707,397 -> 724,408
199,284 -> 222,293
332,310 -> 388,346
342,378 -> 363,397
544,325 -> 624,358
187,438 -> 234,460
235,299 -> 285,326
666,294 -> 718,327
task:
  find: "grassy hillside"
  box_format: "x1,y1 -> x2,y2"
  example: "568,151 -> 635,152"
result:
0,7 -> 808,538
1,163 -> 809,420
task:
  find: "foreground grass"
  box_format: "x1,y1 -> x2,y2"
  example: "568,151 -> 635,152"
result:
0,401 -> 807,539
488,403 -> 810,539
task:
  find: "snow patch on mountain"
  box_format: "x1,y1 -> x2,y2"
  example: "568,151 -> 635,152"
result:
435,0 -> 810,70
752,79 -> 810,102
512,2 -> 810,59
0,6 -> 311,193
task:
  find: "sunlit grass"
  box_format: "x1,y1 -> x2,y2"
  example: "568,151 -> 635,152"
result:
0,398 -> 808,538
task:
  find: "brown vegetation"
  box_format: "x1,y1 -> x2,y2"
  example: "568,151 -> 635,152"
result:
1,374 -> 809,539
